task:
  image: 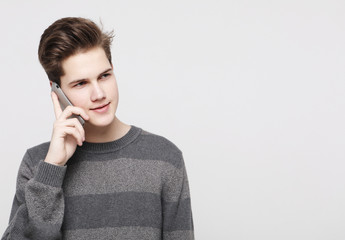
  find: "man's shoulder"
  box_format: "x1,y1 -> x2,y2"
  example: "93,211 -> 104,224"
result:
25,141 -> 50,163
133,127 -> 184,168
139,128 -> 182,153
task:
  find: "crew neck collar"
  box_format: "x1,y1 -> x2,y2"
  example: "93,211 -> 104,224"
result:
77,125 -> 141,152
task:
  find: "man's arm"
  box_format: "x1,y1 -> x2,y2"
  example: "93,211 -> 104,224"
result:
162,155 -> 194,240
2,91 -> 88,239
2,151 -> 66,240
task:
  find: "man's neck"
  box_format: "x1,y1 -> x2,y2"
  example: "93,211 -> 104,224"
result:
84,117 -> 131,143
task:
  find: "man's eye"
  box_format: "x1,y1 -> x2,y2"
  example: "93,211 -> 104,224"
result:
74,81 -> 86,87
101,73 -> 110,79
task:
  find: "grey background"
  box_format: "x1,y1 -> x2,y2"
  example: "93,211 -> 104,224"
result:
1,0 -> 344,239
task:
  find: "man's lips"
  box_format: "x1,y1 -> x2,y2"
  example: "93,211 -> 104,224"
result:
90,102 -> 110,110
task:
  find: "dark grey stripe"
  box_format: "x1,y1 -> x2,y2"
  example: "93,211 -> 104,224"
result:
26,142 -> 50,166
62,192 -> 162,230
63,226 -> 161,240
163,230 -> 195,240
78,125 -> 141,152
69,134 -> 183,169
163,198 -> 193,231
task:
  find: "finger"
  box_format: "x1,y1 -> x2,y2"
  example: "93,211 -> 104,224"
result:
60,106 -> 90,122
63,118 -> 85,141
74,119 -> 85,141
51,91 -> 63,119
63,127 -> 84,146
53,119 -> 85,145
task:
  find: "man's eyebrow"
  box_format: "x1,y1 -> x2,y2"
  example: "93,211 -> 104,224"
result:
68,68 -> 113,86
97,68 -> 113,78
68,78 -> 86,86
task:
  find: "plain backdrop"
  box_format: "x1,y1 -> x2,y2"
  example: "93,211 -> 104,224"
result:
0,0 -> 345,239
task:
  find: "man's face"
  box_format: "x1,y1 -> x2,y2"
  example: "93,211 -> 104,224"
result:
59,47 -> 119,129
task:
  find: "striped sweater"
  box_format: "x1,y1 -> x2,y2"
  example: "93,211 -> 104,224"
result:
2,125 -> 194,239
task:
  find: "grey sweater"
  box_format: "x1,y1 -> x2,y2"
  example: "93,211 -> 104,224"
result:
2,125 -> 194,240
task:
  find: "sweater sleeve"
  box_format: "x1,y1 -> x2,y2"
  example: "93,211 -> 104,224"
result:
2,151 -> 66,240
162,155 -> 194,240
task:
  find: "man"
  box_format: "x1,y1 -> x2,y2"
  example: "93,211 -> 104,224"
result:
2,17 -> 194,240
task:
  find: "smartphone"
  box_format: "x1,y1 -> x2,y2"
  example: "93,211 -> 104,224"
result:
51,82 -> 85,126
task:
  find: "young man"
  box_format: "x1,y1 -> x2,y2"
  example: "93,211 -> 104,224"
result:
2,17 -> 194,240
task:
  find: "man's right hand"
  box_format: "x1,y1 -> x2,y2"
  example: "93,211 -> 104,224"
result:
44,91 -> 89,166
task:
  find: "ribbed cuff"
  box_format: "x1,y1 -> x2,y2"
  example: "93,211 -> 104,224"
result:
34,160 -> 67,188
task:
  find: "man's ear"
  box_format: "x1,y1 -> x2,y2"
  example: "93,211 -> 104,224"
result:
49,81 -> 53,87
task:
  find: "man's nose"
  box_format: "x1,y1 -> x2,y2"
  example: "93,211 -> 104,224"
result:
91,82 -> 106,101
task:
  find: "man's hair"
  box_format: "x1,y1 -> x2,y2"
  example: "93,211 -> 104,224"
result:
38,17 -> 114,85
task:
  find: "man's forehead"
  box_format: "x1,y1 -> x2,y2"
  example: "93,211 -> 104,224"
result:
61,47 -> 111,83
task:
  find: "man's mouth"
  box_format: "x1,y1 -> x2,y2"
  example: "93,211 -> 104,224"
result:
90,102 -> 110,112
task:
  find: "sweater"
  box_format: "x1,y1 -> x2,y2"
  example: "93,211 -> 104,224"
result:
2,125 -> 194,240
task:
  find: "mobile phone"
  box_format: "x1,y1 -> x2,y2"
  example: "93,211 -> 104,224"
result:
51,82 -> 85,126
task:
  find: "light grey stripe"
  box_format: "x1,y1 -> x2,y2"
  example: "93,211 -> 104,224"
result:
63,226 -> 161,240
26,180 -> 64,224
63,159 -> 190,202
62,192 -> 162,230
162,161 -> 191,202
163,230 -> 195,240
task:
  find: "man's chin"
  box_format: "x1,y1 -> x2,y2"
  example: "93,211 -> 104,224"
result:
84,118 -> 116,130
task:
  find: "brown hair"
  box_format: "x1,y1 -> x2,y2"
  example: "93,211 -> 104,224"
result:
38,17 -> 114,85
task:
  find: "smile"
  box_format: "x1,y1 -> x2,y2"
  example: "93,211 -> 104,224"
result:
90,102 -> 110,113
